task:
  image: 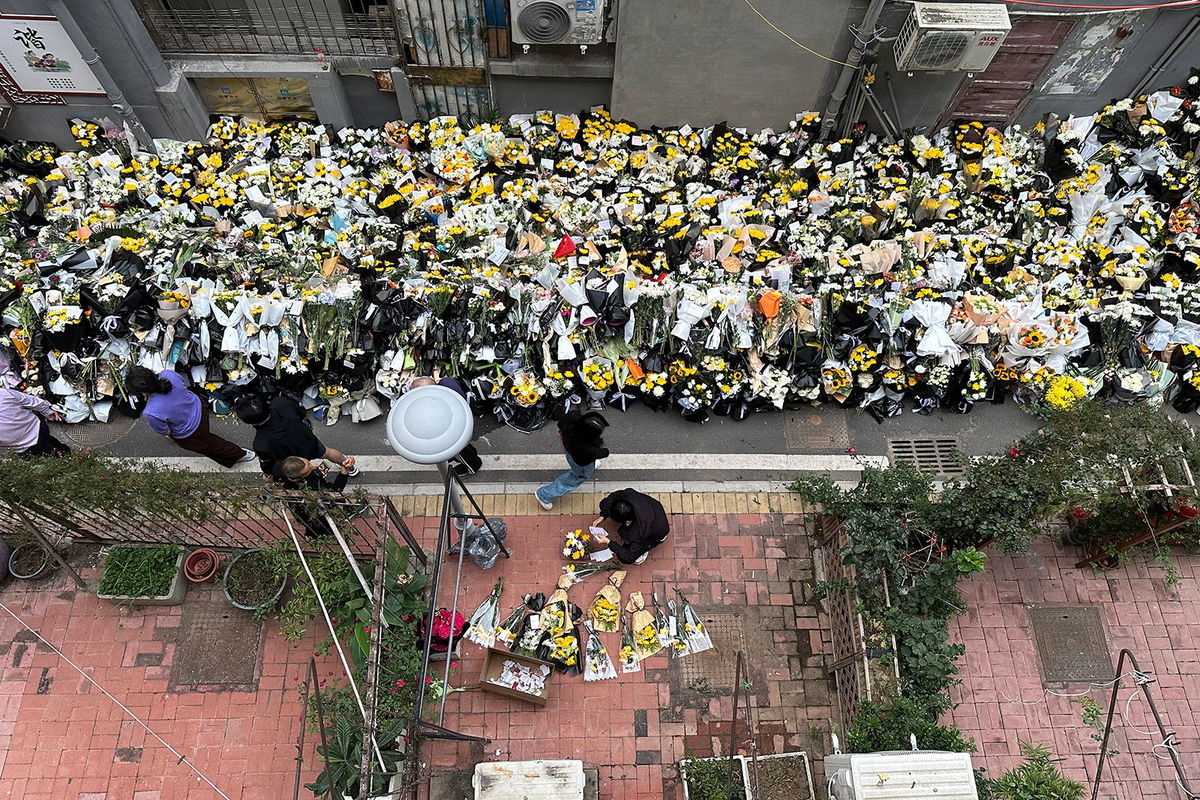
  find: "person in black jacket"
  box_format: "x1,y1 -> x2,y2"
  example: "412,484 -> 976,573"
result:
534,410 -> 609,510
234,394 -> 358,478
590,488 -> 669,565
272,455 -> 357,538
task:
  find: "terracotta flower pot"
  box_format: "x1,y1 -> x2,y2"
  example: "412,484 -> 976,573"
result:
184,548 -> 221,583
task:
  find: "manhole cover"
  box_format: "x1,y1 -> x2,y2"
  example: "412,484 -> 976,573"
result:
676,612 -> 746,691
785,410 -> 849,451
50,417 -> 138,449
169,602 -> 263,690
1029,605 -> 1112,684
888,437 -> 963,475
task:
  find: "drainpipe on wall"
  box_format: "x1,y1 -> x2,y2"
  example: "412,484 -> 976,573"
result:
819,0 -> 889,141
45,0 -> 156,152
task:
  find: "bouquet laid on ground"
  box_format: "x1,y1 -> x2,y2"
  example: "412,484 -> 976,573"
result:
626,592 -> 662,662
675,590 -> 713,655
588,570 -> 625,633
464,578 -> 503,648
582,620 -> 618,682
619,613 -> 641,674
7,76 -> 1200,422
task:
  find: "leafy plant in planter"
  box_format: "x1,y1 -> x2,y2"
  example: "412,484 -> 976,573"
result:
977,741 -> 1084,800
223,548 -> 290,615
845,695 -> 975,754
98,545 -> 182,598
680,755 -> 746,800
306,713 -> 407,798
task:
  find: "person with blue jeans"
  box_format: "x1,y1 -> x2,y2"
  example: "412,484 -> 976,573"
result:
534,410 -> 609,509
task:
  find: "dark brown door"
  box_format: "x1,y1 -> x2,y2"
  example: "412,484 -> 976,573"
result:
940,18 -> 1075,127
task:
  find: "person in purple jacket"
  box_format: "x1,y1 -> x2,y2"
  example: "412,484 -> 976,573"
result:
0,386 -> 70,457
125,366 -> 253,468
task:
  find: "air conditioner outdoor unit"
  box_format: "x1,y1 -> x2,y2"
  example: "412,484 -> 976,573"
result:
824,751 -> 979,800
894,2 -> 1011,72
509,0 -> 606,46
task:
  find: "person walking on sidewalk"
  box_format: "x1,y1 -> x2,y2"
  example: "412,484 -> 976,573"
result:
589,488 -> 669,565
125,366 -> 253,468
534,410 -> 609,510
233,394 -> 359,478
0,386 -> 70,457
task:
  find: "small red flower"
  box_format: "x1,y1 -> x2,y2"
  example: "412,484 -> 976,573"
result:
1171,86 -> 1185,97
846,447 -> 857,455
1008,447 -> 1020,459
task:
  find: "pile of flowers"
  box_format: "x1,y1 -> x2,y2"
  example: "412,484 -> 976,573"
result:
6,74 -> 1200,425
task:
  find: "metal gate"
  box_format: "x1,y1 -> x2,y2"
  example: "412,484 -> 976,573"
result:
393,0 -> 493,119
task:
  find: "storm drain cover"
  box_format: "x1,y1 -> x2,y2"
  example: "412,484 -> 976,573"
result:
50,417 -> 137,449
676,612 -> 746,691
169,602 -> 263,690
1029,605 -> 1112,684
785,410 -> 850,451
888,437 -> 963,475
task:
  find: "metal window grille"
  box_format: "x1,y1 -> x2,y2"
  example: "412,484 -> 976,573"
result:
133,0 -> 401,57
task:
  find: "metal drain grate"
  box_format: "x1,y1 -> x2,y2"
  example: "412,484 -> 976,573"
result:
888,437 -> 964,475
50,417 -> 138,449
785,410 -> 850,452
1029,605 -> 1112,684
169,602 -> 263,690
676,612 -> 746,691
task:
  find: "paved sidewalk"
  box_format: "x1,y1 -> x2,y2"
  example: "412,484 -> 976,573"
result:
0,557 -> 335,800
409,508 -> 833,800
948,542 -> 1200,799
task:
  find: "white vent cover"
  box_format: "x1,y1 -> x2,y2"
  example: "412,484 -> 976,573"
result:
894,2 -> 1011,72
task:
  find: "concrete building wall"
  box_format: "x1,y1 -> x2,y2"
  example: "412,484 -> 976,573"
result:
610,0 -> 868,129
2,0 -> 208,145
872,4 -> 1200,135
493,76 -> 612,116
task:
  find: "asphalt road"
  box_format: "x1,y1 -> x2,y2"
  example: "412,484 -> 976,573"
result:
54,398 -> 1043,491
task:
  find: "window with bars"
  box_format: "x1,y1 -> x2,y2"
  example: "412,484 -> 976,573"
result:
134,0 -> 401,57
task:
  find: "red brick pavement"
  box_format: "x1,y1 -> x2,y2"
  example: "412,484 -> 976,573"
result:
0,559 -> 341,800
948,541 -> 1200,800
0,513 -> 835,800
410,512 -> 834,800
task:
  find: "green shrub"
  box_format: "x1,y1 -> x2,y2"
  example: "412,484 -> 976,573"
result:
98,545 -> 181,597
845,696 -> 974,754
977,742 -> 1085,800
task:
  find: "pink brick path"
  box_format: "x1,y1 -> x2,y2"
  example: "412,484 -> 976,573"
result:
0,559 -> 339,800
948,541 -> 1200,799
3,515 -> 1194,800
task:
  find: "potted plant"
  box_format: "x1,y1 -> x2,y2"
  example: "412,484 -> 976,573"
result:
183,548 -> 221,582
8,542 -> 53,581
679,756 -> 749,800
223,548 -> 289,613
745,752 -> 813,800
97,544 -> 186,605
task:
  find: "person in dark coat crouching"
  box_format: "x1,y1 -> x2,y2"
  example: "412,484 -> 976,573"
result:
590,488 -> 669,565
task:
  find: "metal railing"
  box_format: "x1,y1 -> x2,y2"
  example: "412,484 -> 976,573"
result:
134,2 -> 400,57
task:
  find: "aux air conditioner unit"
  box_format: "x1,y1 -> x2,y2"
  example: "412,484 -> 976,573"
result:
894,2 -> 1011,73
509,0 -> 606,46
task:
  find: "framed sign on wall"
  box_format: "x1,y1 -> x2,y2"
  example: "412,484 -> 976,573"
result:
0,14 -> 105,101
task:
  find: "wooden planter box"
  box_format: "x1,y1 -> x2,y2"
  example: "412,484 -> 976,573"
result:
97,550 -> 186,606
478,646 -> 554,706
745,752 -> 814,800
